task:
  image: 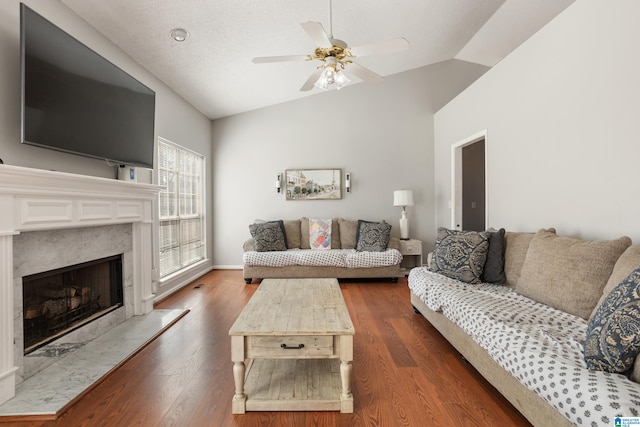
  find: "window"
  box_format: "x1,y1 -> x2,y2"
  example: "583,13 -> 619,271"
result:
158,138 -> 205,278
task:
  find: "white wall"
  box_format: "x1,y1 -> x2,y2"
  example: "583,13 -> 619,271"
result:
211,60 -> 488,267
0,0 -> 213,298
434,0 -> 640,243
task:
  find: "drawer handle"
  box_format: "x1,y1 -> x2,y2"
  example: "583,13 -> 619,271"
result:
280,343 -> 305,350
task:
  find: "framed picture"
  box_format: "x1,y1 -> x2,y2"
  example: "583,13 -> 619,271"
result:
285,169 -> 342,200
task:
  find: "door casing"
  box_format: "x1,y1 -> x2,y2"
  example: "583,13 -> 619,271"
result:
451,130 -> 488,230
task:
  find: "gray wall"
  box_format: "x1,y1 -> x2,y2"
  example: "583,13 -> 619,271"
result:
0,0 -> 213,298
211,60 -> 488,267
434,0 -> 640,243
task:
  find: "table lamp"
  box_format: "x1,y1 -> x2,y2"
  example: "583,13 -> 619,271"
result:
393,190 -> 414,240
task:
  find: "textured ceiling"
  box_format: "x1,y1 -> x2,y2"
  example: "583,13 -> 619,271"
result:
60,0 -> 574,120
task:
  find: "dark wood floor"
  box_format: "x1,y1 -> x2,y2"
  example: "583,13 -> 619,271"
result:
6,270 -> 532,427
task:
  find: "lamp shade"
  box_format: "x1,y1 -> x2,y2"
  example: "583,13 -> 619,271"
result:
393,190 -> 414,207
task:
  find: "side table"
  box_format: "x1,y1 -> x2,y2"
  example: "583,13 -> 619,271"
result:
398,239 -> 422,275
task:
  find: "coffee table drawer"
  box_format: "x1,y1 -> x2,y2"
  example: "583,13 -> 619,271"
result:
247,335 -> 334,358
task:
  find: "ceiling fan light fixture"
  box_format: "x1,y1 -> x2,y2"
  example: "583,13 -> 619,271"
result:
314,64 -> 350,91
334,70 -> 350,90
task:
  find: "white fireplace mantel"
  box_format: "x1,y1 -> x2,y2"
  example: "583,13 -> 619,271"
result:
0,164 -> 161,405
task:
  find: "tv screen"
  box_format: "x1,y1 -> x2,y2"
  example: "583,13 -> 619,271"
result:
20,4 -> 156,169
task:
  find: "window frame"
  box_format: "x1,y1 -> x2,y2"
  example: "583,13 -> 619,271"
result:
157,137 -> 206,279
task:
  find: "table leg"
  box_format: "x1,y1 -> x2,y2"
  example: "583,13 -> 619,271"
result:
339,335 -> 354,413
232,361 -> 246,414
231,336 -> 246,414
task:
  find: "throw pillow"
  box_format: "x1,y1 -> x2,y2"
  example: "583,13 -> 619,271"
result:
481,228 -> 506,283
301,217 -> 340,249
309,218 -> 332,250
248,220 -> 287,252
253,219 -> 299,249
584,267 -> 640,373
429,228 -> 490,284
355,220 -> 391,252
515,230 -> 631,320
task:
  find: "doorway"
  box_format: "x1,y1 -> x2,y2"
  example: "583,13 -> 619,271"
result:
451,130 -> 487,231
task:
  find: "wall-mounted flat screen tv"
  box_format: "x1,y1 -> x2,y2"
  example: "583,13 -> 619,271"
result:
20,4 -> 156,169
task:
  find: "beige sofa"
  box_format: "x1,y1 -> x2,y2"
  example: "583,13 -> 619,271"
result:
243,217 -> 403,284
409,228 -> 640,427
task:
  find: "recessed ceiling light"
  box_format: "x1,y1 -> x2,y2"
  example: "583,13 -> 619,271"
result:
169,28 -> 189,42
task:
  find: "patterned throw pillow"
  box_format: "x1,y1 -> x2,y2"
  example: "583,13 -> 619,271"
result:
309,218 -> 331,250
249,220 -> 287,252
429,227 -> 490,284
584,267 -> 640,373
355,220 -> 391,252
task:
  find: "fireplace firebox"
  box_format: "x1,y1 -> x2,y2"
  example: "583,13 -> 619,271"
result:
22,255 -> 124,354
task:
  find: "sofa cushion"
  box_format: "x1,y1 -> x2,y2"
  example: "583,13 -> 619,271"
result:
516,230 -> 631,320
283,219 -> 301,249
330,217 -> 341,249
249,220 -> 287,252
632,355 -> 640,384
584,267 -> 640,373
301,217 -> 340,249
591,244 -> 640,319
355,220 -> 391,252
243,248 -> 402,269
309,218 -> 332,250
338,218 -> 358,249
482,228 -> 506,283
503,231 -> 534,286
429,228 -> 490,284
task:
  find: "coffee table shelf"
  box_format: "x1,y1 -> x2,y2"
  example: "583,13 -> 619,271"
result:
243,358 -> 342,412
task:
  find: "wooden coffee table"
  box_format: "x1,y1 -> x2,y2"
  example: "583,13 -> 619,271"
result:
229,278 -> 354,413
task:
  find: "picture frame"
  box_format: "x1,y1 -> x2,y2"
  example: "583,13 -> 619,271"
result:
285,168 -> 342,200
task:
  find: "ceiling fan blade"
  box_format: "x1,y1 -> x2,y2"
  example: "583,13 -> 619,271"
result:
300,21 -> 333,48
349,38 -> 409,57
252,55 -> 308,64
346,62 -> 384,84
300,68 -> 323,91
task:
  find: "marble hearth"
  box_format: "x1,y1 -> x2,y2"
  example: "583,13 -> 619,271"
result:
0,164 -> 161,406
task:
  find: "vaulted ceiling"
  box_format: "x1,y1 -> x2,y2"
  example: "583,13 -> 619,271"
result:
60,0 -> 574,120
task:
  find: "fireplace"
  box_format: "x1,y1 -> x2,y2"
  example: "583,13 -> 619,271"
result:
22,255 -> 124,354
0,164 -> 161,406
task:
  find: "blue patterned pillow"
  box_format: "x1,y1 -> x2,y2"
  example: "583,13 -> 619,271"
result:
584,267 -> 640,373
249,220 -> 287,252
355,220 -> 391,252
429,228 -> 490,284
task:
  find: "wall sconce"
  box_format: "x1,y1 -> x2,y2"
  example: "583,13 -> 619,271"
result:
345,173 -> 351,193
276,173 -> 282,193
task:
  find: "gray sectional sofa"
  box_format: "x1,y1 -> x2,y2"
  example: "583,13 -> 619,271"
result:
409,228 -> 640,426
242,217 -> 403,284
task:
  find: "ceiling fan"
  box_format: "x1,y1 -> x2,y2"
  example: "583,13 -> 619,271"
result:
252,1 -> 409,91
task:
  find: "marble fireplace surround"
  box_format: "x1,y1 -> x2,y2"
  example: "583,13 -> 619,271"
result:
0,164 -> 161,406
